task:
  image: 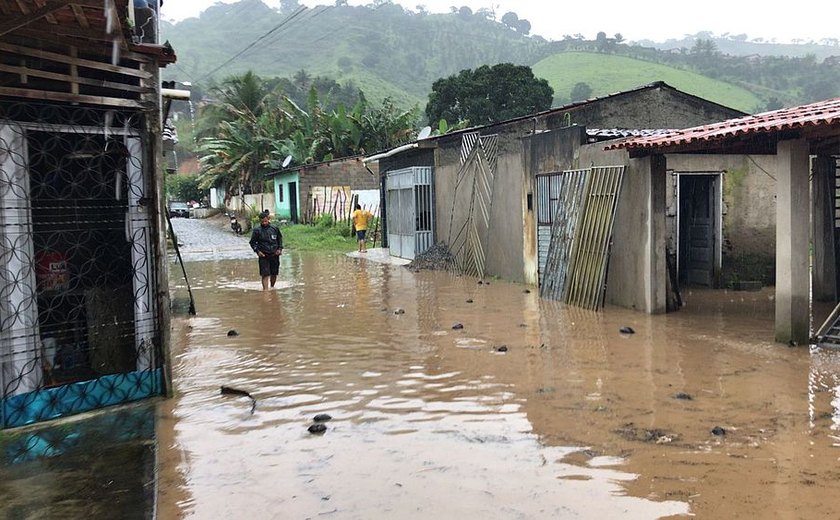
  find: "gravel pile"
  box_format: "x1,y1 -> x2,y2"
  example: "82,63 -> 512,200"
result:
405,242 -> 456,271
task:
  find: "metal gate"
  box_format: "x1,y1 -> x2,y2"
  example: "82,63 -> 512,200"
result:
537,169 -> 587,299
385,167 -> 433,260
447,132 -> 498,278
538,166 -> 625,310
1,102 -> 163,429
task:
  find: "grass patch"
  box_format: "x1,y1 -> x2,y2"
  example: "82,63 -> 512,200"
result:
281,223 -> 358,253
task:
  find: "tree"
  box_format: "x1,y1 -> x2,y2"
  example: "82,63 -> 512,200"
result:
279,0 -> 300,13
570,82 -> 593,102
500,11 -> 518,29
596,31 -> 607,46
515,19 -> 531,35
425,63 -> 553,125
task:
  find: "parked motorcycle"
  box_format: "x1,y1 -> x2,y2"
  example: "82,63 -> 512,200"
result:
229,214 -> 242,234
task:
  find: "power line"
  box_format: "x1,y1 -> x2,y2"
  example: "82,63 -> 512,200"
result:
195,5 -> 310,83
256,5 -> 334,52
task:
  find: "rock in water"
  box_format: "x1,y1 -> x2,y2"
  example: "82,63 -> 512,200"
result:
452,323 -> 464,330
711,426 -> 726,436
496,345 -> 508,352
619,326 -> 635,334
308,423 -> 327,434
313,413 -> 332,423
227,329 -> 239,336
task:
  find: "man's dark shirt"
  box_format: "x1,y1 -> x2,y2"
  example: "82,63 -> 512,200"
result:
249,223 -> 283,255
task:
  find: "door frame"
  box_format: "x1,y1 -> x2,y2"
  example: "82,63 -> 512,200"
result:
674,171 -> 723,287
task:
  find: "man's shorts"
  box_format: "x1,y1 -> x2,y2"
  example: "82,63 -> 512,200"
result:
258,254 -> 280,277
356,229 -> 367,241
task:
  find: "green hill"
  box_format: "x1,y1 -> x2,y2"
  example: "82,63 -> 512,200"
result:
533,52 -> 762,112
162,1 -> 838,114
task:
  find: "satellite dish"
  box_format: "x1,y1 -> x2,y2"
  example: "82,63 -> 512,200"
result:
417,126 -> 432,140
282,154 -> 292,168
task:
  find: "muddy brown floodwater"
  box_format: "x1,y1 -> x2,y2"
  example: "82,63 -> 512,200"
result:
157,251 -> 840,519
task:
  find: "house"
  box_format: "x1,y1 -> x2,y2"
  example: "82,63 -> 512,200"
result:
268,155 -> 380,224
606,97 -> 840,345
367,82 -> 745,287
0,1 -> 176,428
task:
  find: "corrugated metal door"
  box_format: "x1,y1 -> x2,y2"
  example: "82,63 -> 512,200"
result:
537,169 -> 587,299
538,166 -> 624,310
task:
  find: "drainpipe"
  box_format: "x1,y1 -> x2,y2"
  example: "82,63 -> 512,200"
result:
362,142 -> 418,163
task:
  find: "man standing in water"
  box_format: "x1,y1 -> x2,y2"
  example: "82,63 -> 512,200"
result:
249,210 -> 283,290
351,203 -> 373,253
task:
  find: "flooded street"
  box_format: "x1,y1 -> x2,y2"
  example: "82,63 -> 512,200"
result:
157,218 -> 840,519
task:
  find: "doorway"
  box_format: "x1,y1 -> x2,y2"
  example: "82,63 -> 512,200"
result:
289,181 -> 298,224
677,174 -> 722,287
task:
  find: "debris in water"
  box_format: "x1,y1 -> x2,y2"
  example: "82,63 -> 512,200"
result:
394,308 -> 405,315
220,386 -> 256,414
404,242 -> 455,271
496,345 -> 508,352
313,413 -> 332,423
674,392 -> 693,400
452,323 -> 464,330
619,326 -> 635,334
465,299 -> 473,303
308,423 -> 327,434
227,329 -> 239,336
523,289 -> 531,293
711,426 -> 726,436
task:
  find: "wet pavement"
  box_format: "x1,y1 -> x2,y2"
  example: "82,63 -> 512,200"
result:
156,217 -> 840,519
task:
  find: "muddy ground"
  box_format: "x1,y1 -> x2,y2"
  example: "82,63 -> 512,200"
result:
155,218 -> 840,519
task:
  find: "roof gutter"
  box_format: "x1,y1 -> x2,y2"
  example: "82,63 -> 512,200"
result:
362,142 -> 418,164
161,88 -> 191,100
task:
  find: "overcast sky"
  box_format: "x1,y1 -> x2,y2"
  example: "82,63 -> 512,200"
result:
160,0 -> 839,44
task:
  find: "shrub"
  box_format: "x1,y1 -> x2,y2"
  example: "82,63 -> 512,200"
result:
315,213 -> 334,228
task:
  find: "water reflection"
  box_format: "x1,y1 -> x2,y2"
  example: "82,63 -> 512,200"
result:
160,252 -> 840,519
0,403 -> 156,519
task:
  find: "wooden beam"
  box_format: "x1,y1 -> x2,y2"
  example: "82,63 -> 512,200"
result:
0,62 -> 151,94
0,0 -> 73,37
69,45 -> 78,94
70,3 -> 89,28
33,0 -> 59,24
18,58 -> 27,83
0,41 -> 152,79
15,26 -> 137,54
0,86 -> 148,108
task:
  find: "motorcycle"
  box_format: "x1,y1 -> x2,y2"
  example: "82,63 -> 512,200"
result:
229,214 -> 242,234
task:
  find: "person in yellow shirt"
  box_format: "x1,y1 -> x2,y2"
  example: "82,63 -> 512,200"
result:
351,203 -> 373,253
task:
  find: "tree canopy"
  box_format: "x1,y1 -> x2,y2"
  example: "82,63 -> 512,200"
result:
425,63 -> 554,126
195,71 -> 420,198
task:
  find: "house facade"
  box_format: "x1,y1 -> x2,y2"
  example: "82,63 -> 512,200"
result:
0,1 -> 175,428
374,83 -> 745,286
608,97 -> 840,344
269,155 -> 380,224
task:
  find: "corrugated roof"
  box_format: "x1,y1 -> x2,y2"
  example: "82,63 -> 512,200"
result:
608,96 -> 840,152
587,128 -> 677,140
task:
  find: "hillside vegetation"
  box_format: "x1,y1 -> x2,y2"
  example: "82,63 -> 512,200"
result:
163,0 -> 840,115
534,53 -> 762,112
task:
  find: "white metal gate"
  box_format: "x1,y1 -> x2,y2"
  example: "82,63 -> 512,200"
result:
385,167 -> 433,260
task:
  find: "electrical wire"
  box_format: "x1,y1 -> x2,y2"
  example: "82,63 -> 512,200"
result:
195,5 -> 310,83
